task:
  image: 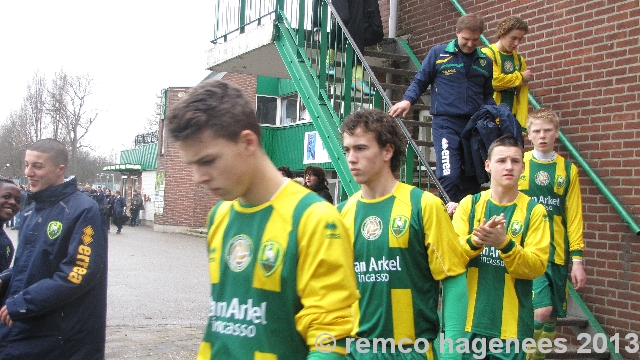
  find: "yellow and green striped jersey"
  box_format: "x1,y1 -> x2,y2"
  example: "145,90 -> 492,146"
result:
198,180 -> 359,360
519,151 -> 584,265
481,43 -> 529,129
453,190 -> 550,339
338,182 -> 467,343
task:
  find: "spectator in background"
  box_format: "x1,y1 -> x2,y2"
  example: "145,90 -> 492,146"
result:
129,190 -> 143,227
0,179 -> 20,272
389,14 -> 495,204
112,190 -> 126,234
304,165 -> 333,203
104,188 -> 114,233
481,15 -> 531,131
13,185 -> 30,231
277,166 -> 294,179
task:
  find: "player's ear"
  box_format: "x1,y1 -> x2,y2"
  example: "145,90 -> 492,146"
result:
238,130 -> 260,154
382,144 -> 394,163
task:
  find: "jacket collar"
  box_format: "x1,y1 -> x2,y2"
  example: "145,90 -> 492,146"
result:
31,177 -> 78,209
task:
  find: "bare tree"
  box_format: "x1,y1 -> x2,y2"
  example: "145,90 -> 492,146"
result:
0,109 -> 32,180
22,71 -> 48,142
48,70 -> 99,175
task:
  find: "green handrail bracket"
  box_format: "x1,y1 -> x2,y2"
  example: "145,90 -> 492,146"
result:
447,0 -> 639,235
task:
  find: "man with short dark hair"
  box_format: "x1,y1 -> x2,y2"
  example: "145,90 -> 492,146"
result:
452,134 -> 550,359
389,13 -> 495,203
0,138 -> 108,359
166,80 -> 358,359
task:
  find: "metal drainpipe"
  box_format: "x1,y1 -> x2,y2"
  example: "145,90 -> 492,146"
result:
386,0 -> 398,100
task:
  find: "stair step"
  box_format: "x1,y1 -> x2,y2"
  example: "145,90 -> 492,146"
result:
379,82 -> 409,92
556,316 -> 589,328
412,140 -> 434,147
362,49 -> 409,61
401,119 -> 432,128
369,65 -> 417,77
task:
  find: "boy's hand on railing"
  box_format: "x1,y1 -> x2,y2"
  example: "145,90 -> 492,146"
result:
388,100 -> 411,117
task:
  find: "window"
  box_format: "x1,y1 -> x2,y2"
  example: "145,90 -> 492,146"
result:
257,95 -> 310,126
257,96 -> 278,125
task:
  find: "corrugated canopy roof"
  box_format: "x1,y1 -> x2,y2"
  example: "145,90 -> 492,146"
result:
102,142 -> 158,172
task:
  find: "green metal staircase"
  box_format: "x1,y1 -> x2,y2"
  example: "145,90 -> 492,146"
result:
270,0 -> 447,200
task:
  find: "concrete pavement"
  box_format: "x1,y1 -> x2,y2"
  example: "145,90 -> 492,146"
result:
6,224 -> 209,359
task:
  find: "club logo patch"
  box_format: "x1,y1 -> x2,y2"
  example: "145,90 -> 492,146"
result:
509,220 -> 524,238
504,60 -> 514,72
534,171 -> 550,186
391,216 -> 409,238
225,235 -> 253,272
47,221 -> 63,240
258,241 -> 283,276
361,216 -> 383,241
480,59 -> 487,67
555,175 -> 566,191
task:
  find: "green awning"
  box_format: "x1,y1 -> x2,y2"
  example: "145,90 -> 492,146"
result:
102,142 -> 158,172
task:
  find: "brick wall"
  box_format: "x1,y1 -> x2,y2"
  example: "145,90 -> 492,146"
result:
387,0 -> 640,357
154,74 -> 258,229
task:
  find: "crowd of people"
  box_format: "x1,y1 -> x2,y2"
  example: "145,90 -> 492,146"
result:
0,12 -> 585,360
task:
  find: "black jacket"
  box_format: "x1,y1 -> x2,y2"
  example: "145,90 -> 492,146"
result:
310,184 -> 334,204
461,104 -> 524,184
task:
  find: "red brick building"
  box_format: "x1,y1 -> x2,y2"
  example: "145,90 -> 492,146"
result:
383,1 -> 639,356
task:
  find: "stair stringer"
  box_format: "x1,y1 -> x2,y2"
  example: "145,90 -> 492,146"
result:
272,14 -> 360,196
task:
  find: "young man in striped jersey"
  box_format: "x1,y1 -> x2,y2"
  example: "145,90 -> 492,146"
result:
166,80 -> 359,360
518,108 -> 586,360
339,109 -> 468,359
452,134 -> 550,359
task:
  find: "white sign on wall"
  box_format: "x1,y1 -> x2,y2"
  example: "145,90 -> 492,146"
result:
303,131 -> 331,164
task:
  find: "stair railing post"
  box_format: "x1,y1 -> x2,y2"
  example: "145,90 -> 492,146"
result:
239,0 -> 247,34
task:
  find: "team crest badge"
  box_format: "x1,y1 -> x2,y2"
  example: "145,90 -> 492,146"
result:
391,216 -> 409,238
47,221 -> 63,240
480,59 -> 486,67
555,175 -> 566,190
258,241 -> 283,276
225,235 -> 253,272
361,216 -> 383,240
504,60 -> 515,72
509,220 -> 524,238
534,171 -> 550,186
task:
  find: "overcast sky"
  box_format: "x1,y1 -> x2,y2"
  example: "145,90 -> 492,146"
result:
0,1 -> 215,160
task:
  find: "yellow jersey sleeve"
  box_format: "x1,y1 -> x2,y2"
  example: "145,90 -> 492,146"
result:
423,192 -> 469,280
566,164 -> 585,259
294,201 -> 359,354
452,195 -> 485,259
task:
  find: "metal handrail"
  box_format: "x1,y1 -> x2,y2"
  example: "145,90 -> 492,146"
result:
447,0 -> 639,235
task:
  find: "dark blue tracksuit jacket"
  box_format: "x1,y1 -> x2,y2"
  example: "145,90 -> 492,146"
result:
0,178 -> 108,360
402,39 -> 495,202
